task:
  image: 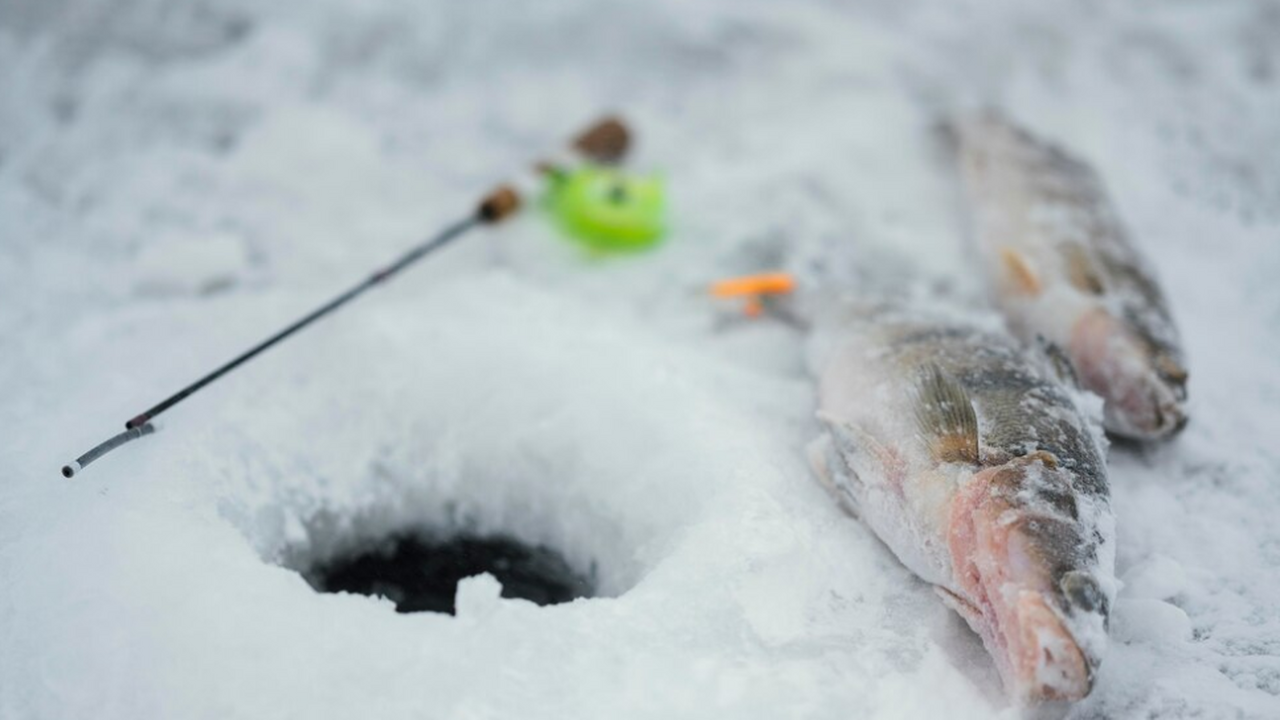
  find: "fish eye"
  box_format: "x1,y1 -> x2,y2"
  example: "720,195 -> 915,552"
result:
1060,571 -> 1105,614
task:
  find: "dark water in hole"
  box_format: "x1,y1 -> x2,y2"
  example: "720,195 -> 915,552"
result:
306,534 -> 594,614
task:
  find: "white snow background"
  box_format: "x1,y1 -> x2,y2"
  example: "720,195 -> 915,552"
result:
2,0 -> 1279,718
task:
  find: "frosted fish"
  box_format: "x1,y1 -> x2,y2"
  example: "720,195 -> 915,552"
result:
951,113 -> 1188,440
808,304 -> 1114,703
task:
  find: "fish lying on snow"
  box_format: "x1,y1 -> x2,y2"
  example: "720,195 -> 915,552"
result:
807,303 -> 1115,703
951,112 -> 1188,440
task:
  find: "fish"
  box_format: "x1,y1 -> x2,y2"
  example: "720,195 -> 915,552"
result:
807,303 -> 1114,703
950,112 -> 1188,440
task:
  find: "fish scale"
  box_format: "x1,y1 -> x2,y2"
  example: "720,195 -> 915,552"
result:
952,112 -> 1189,440
883,324 -> 1104,483
808,302 -> 1114,704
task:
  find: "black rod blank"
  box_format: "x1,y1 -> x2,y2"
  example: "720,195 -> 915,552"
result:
59,116 -> 629,479
123,214 -> 481,432
61,210 -> 485,479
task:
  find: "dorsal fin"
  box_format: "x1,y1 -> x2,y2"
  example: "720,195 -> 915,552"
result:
1060,242 -> 1105,295
913,364 -> 980,465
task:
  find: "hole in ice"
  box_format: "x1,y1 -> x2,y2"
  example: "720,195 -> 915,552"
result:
303,531 -> 595,614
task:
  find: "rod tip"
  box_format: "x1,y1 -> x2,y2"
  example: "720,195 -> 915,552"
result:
61,461 -> 80,479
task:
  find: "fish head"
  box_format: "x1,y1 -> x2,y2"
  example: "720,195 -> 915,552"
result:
948,454 -> 1110,703
1070,307 -> 1188,439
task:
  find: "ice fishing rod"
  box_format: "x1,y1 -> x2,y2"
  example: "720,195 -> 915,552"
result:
61,116 -> 631,479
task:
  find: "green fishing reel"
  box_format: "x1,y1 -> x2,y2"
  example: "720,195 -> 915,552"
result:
545,164 -> 666,253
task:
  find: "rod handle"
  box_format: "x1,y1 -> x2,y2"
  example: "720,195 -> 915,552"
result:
477,185 -> 521,224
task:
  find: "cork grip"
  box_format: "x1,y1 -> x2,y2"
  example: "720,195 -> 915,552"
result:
477,185 -> 521,223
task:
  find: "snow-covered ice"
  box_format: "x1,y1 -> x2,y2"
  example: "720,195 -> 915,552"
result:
2,0 -> 1279,718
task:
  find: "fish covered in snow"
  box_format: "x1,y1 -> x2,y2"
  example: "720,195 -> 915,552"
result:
951,112 -> 1188,440
807,303 -> 1114,703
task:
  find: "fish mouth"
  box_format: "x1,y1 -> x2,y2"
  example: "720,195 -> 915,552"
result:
1103,369 -> 1188,440
1142,384 -> 1188,437
938,586 -> 1091,702
946,462 -> 1103,702
1070,309 -> 1188,440
1008,588 -> 1092,701
1095,375 -> 1187,440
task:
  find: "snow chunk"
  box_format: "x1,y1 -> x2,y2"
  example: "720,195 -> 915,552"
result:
1122,554 -> 1189,602
1113,599 -> 1193,646
132,231 -> 250,297
455,573 -> 506,620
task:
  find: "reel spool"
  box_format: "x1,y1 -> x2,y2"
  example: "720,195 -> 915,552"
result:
545,165 -> 666,253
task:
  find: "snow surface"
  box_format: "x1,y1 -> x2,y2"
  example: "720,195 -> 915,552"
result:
2,0 -> 1279,718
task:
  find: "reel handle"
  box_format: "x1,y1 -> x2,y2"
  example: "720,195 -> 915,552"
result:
572,116 -> 630,164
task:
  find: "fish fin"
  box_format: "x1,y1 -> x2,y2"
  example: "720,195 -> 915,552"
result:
816,411 -> 905,488
806,435 -> 861,518
1036,334 -> 1080,389
806,435 -> 837,488
1060,243 -> 1106,295
1015,449 -> 1060,469
1001,247 -> 1042,296
913,364 -> 980,465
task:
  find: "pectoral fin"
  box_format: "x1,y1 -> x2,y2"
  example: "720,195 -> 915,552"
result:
1001,247 -> 1042,296
1060,242 -> 1105,295
913,364 -> 980,465
806,435 -> 860,517
816,410 -> 903,485
806,435 -> 837,489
